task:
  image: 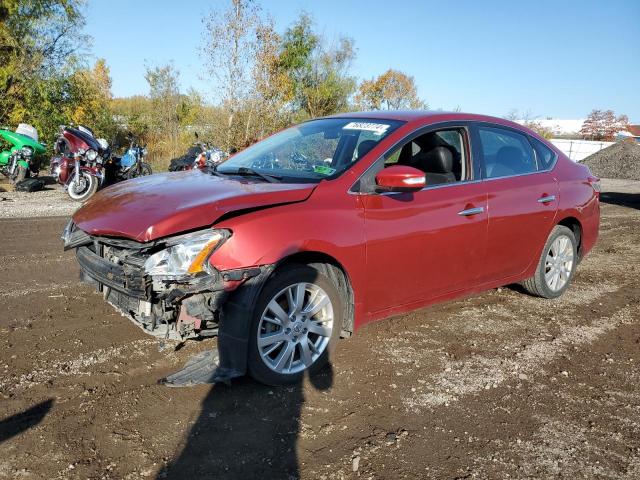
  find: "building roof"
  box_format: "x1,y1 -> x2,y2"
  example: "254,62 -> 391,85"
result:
625,125 -> 640,137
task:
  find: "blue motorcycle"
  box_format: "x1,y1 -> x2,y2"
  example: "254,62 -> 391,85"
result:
106,136 -> 153,182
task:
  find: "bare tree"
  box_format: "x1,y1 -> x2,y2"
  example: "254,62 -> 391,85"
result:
202,0 -> 262,150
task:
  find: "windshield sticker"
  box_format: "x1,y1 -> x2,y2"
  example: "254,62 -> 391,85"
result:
313,165 -> 336,176
342,122 -> 390,136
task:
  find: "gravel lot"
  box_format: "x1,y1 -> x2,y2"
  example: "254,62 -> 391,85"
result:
584,142 -> 640,181
0,179 -> 639,479
0,177 -> 79,219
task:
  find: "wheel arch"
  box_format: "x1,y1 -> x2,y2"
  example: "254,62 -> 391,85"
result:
556,216 -> 583,259
275,251 -> 355,337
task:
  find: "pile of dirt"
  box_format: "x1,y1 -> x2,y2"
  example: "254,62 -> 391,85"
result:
582,141 -> 640,180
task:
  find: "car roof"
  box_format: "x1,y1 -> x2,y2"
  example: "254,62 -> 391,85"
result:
326,110 -> 526,130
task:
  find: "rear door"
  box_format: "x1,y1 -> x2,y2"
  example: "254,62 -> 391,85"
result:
474,124 -> 559,283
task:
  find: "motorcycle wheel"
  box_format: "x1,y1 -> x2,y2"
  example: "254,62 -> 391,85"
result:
14,165 -> 28,183
67,172 -> 98,202
127,162 -> 153,179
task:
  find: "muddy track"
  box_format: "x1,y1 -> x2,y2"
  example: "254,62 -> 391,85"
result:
1,179 -> 639,479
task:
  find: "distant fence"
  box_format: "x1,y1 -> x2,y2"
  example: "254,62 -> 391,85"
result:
550,139 -> 614,162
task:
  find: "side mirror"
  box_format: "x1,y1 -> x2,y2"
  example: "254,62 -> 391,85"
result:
375,165 -> 425,192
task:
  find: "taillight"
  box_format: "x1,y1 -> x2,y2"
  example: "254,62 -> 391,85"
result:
587,175 -> 601,196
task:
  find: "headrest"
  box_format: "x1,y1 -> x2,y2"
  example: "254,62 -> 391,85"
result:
421,146 -> 453,173
357,140 -> 377,159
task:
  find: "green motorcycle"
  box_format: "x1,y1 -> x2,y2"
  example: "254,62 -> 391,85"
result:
0,124 -> 46,183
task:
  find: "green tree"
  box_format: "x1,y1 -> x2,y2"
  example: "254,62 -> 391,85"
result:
278,13 -> 356,118
1,0 -> 87,125
144,63 -> 182,159
66,59 -> 118,139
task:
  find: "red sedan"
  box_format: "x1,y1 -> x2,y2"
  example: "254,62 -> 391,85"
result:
63,111 -> 600,385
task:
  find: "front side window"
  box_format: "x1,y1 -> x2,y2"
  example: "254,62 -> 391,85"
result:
478,126 -> 537,179
217,118 -> 404,183
383,128 -> 469,185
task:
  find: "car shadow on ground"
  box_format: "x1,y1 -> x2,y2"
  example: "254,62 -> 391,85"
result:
0,399 -> 54,444
158,365 -> 333,479
599,191 -> 640,210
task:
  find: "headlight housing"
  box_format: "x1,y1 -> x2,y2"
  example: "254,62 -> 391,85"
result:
86,149 -> 98,161
21,146 -> 33,157
61,218 -> 74,245
143,229 -> 230,278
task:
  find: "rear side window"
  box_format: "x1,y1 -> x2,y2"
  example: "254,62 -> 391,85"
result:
530,137 -> 557,170
478,126 -> 537,179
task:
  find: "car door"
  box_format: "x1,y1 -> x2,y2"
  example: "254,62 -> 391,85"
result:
358,125 -> 488,316
474,124 -> 559,283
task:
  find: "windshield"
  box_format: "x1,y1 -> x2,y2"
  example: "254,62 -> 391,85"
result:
216,118 -> 404,182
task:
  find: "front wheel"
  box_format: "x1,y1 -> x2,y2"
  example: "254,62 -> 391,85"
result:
247,264 -> 342,385
13,165 -> 28,183
127,162 -> 153,179
67,172 -> 98,202
521,225 -> 577,298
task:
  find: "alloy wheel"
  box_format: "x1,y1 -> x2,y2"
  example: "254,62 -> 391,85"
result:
257,282 -> 334,374
544,234 -> 574,292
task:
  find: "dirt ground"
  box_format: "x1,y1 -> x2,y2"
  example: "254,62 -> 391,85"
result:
1,179 -> 639,480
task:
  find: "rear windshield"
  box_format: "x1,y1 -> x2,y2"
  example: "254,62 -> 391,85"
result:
217,118 -> 404,183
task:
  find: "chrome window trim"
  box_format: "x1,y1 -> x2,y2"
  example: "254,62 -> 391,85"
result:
348,119 -> 560,196
348,121 -> 475,195
351,169 -> 557,197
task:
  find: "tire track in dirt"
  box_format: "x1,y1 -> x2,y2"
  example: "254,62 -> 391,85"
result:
405,302 -> 636,410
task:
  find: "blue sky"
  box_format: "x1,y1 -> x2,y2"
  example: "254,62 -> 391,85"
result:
85,0 -> 640,121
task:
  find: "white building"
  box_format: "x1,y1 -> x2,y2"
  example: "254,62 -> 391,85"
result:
516,118 -> 584,136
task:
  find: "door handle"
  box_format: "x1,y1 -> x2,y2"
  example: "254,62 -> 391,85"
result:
537,195 -> 556,204
458,206 -> 484,216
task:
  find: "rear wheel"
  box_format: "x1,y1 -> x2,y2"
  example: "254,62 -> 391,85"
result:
521,225 -> 577,298
247,264 -> 342,385
127,162 -> 153,179
67,172 -> 98,202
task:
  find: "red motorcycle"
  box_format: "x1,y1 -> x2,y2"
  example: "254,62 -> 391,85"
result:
50,125 -> 109,202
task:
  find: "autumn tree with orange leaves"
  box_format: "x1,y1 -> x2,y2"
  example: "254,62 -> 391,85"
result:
580,109 -> 629,141
355,69 -> 426,111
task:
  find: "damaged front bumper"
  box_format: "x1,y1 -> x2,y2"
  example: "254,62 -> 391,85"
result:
64,223 -> 263,342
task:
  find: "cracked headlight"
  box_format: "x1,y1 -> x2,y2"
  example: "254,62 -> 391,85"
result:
143,230 -> 230,277
61,218 -> 74,243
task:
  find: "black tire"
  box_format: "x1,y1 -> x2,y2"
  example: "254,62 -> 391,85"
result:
14,165 -> 27,183
127,162 -> 153,179
67,172 -> 99,202
247,264 -> 343,386
521,225 -> 577,299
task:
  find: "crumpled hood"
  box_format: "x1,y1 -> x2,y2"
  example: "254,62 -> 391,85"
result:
73,170 -> 316,242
